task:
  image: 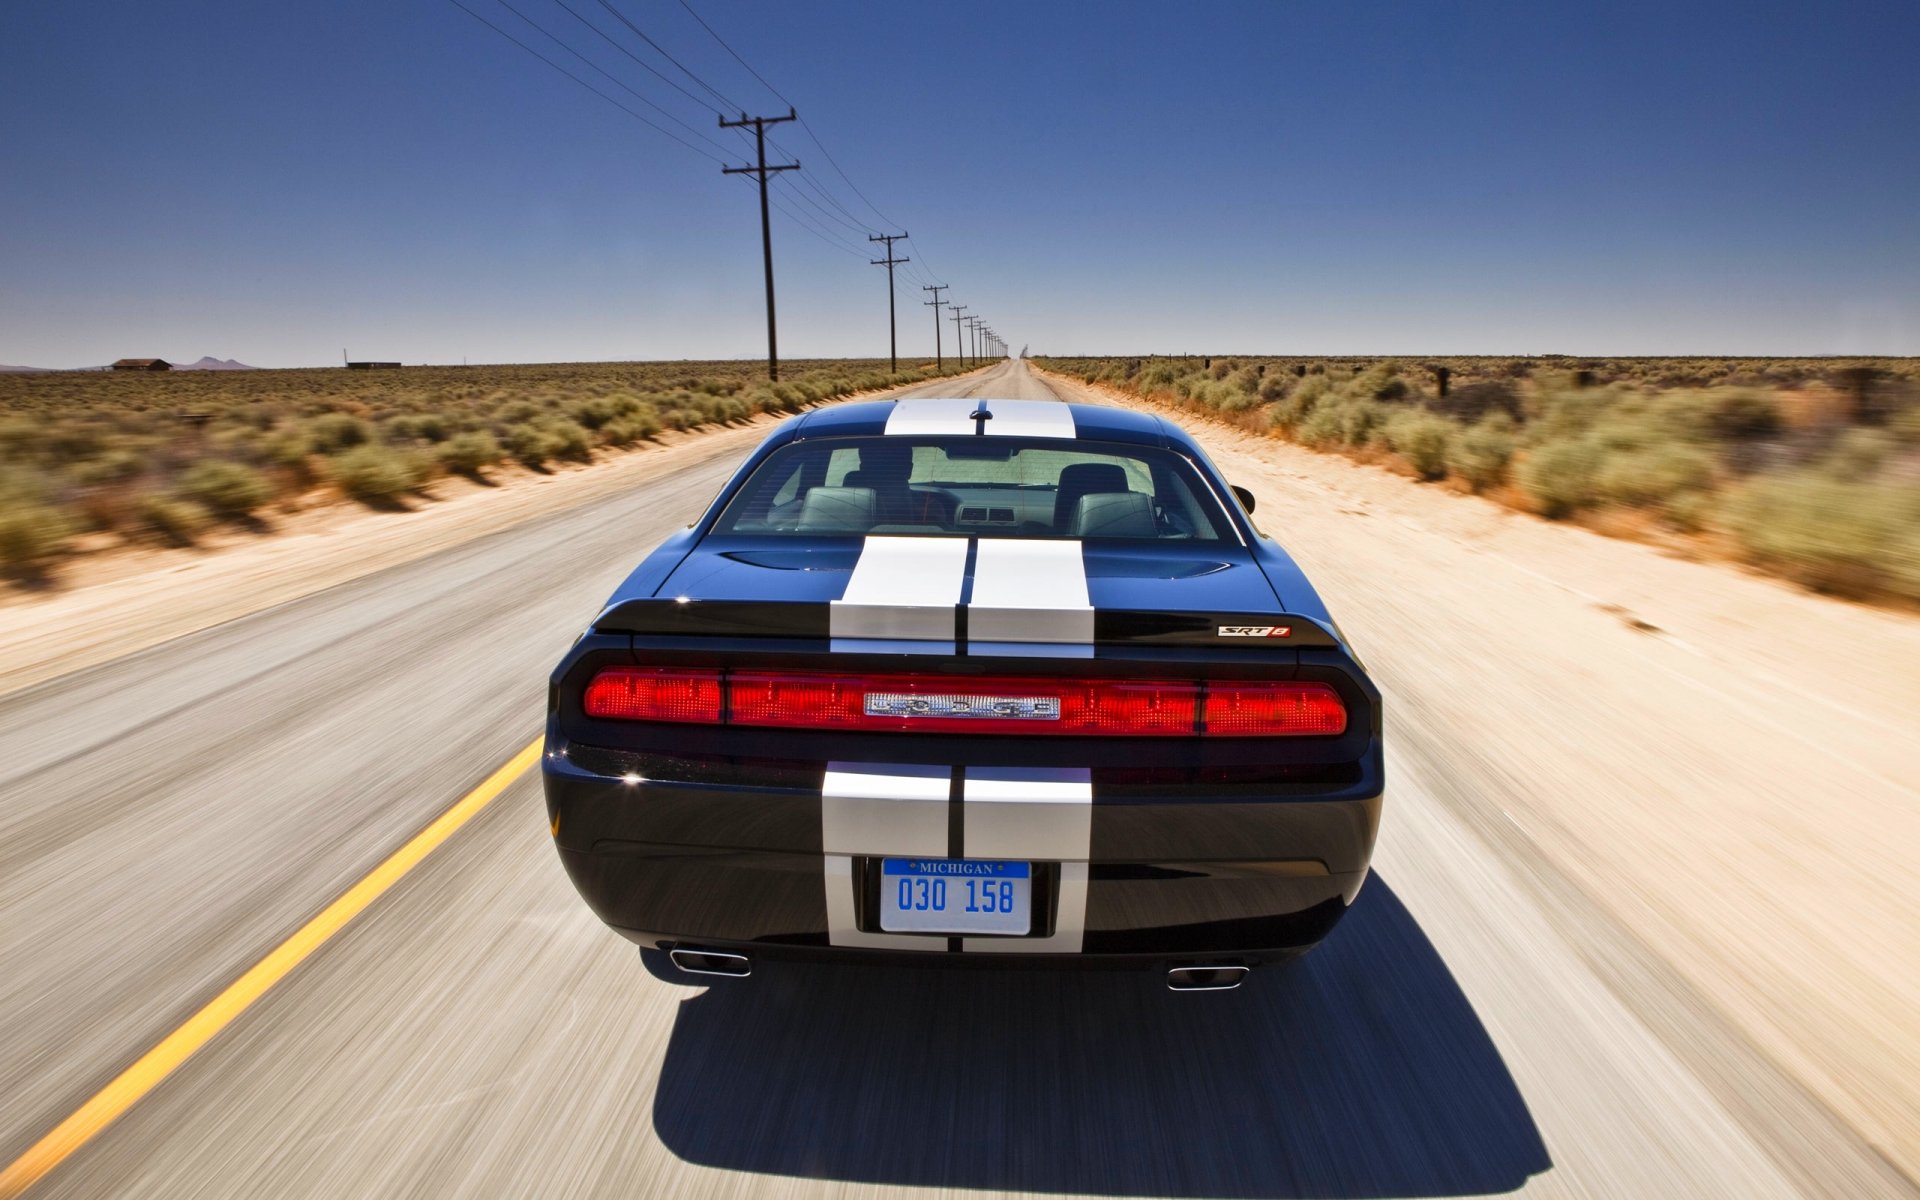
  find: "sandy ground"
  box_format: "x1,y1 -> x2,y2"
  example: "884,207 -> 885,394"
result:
1038,366 -> 1920,1181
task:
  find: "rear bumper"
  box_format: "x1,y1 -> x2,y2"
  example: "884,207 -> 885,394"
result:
545,736 -> 1382,963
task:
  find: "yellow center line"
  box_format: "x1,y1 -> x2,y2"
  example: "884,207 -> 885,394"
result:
0,736 -> 545,1199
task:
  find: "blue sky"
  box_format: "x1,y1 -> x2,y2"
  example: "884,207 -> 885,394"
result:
2,0 -> 1916,367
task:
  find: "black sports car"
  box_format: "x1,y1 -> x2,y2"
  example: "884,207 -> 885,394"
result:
544,397 -> 1382,990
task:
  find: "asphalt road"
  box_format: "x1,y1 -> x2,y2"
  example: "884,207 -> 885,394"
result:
0,360 -> 1910,1198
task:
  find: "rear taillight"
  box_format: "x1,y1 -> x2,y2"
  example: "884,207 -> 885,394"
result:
1202,681 -> 1349,736
582,668 -> 722,722
582,668 -> 1345,737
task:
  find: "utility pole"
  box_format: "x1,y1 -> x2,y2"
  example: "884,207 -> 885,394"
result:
922,284 -> 947,369
720,108 -> 798,381
867,232 -> 909,373
948,304 -> 969,369
965,316 -> 981,364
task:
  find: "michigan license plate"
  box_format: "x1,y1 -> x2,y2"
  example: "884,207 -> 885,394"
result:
879,858 -> 1031,936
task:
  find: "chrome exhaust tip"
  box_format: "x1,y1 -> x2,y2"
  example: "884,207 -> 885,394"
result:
1166,965 -> 1249,992
668,947 -> 752,978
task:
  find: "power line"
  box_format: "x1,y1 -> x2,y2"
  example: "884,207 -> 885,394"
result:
443,0 -> 727,164
489,0 -> 736,159
595,0 -> 741,113
549,0 -> 728,118
757,178 -> 870,257
673,0 -> 956,289
675,0 -> 908,233
766,190 -> 869,258
772,172 -> 875,238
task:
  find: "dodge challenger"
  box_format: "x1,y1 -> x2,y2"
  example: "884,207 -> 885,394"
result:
543,397 -> 1383,990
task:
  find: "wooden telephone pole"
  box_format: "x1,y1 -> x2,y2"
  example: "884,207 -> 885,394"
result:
720,108 -> 798,381
867,232 -> 909,373
922,284 -> 947,369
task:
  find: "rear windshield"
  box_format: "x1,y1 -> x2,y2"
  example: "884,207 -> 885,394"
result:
713,436 -> 1236,541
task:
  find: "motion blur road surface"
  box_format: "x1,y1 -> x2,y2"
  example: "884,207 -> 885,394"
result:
1,360 -> 1913,1198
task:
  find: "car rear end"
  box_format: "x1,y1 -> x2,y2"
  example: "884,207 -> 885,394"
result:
542,401 -> 1383,983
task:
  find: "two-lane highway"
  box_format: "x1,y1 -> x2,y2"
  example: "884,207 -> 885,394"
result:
1,360 -> 1910,1197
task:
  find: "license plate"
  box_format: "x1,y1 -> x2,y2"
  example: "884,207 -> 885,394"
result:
879,858 -> 1031,935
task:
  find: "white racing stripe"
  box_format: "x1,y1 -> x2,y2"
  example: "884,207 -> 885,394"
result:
883,398 -> 1076,439
822,764 -> 951,950
967,538 -> 1094,654
883,398 -> 982,437
830,535 -> 967,649
977,399 -> 1075,439
962,767 -> 1093,953
817,763 -> 1095,954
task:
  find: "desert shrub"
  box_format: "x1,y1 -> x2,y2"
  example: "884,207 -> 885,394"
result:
1382,410 -> 1454,479
1726,471 -> 1920,599
569,398 -> 618,430
1351,363 -> 1409,403
1295,402 -> 1346,449
1446,417 -> 1517,492
1822,428 -> 1897,478
1705,389 -> 1783,441
305,413 -> 373,454
501,422 -> 560,468
260,427 -> 313,467
1890,407 -> 1920,446
1257,371 -> 1293,403
544,419 -> 593,462
1269,373 -> 1331,430
437,431 -> 503,476
0,418 -> 40,459
330,444 -> 429,502
135,494 -> 213,546
68,450 -> 144,486
1517,437 -> 1602,518
1432,380 -> 1520,424
383,413 -> 449,444
1593,443 -> 1714,511
176,459 -> 271,518
1335,398 -> 1388,447
604,411 -> 662,446
1525,382 -> 1619,444
0,471 -> 75,570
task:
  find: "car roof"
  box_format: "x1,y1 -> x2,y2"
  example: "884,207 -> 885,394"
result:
785,397 -> 1175,449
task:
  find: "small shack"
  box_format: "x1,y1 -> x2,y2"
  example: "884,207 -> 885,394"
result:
346,362 -> 402,370
112,358 -> 172,371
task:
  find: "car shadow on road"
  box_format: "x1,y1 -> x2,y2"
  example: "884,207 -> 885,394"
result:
651,876 -> 1549,1198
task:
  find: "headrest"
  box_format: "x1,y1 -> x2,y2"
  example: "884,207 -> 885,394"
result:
796,486 -> 875,532
1056,462 -> 1129,495
1073,490 -> 1155,538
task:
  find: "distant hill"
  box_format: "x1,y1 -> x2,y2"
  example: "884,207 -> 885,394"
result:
0,364 -> 51,373
174,356 -> 255,371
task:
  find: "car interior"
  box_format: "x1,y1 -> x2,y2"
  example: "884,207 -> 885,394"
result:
718,438 -> 1232,540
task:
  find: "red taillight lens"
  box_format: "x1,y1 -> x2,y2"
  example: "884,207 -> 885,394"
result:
730,673 -> 866,729
583,669 -> 1346,737
582,668 -> 722,722
1203,682 -> 1347,736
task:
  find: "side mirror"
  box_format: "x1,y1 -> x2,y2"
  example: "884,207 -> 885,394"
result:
1231,484 -> 1256,514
